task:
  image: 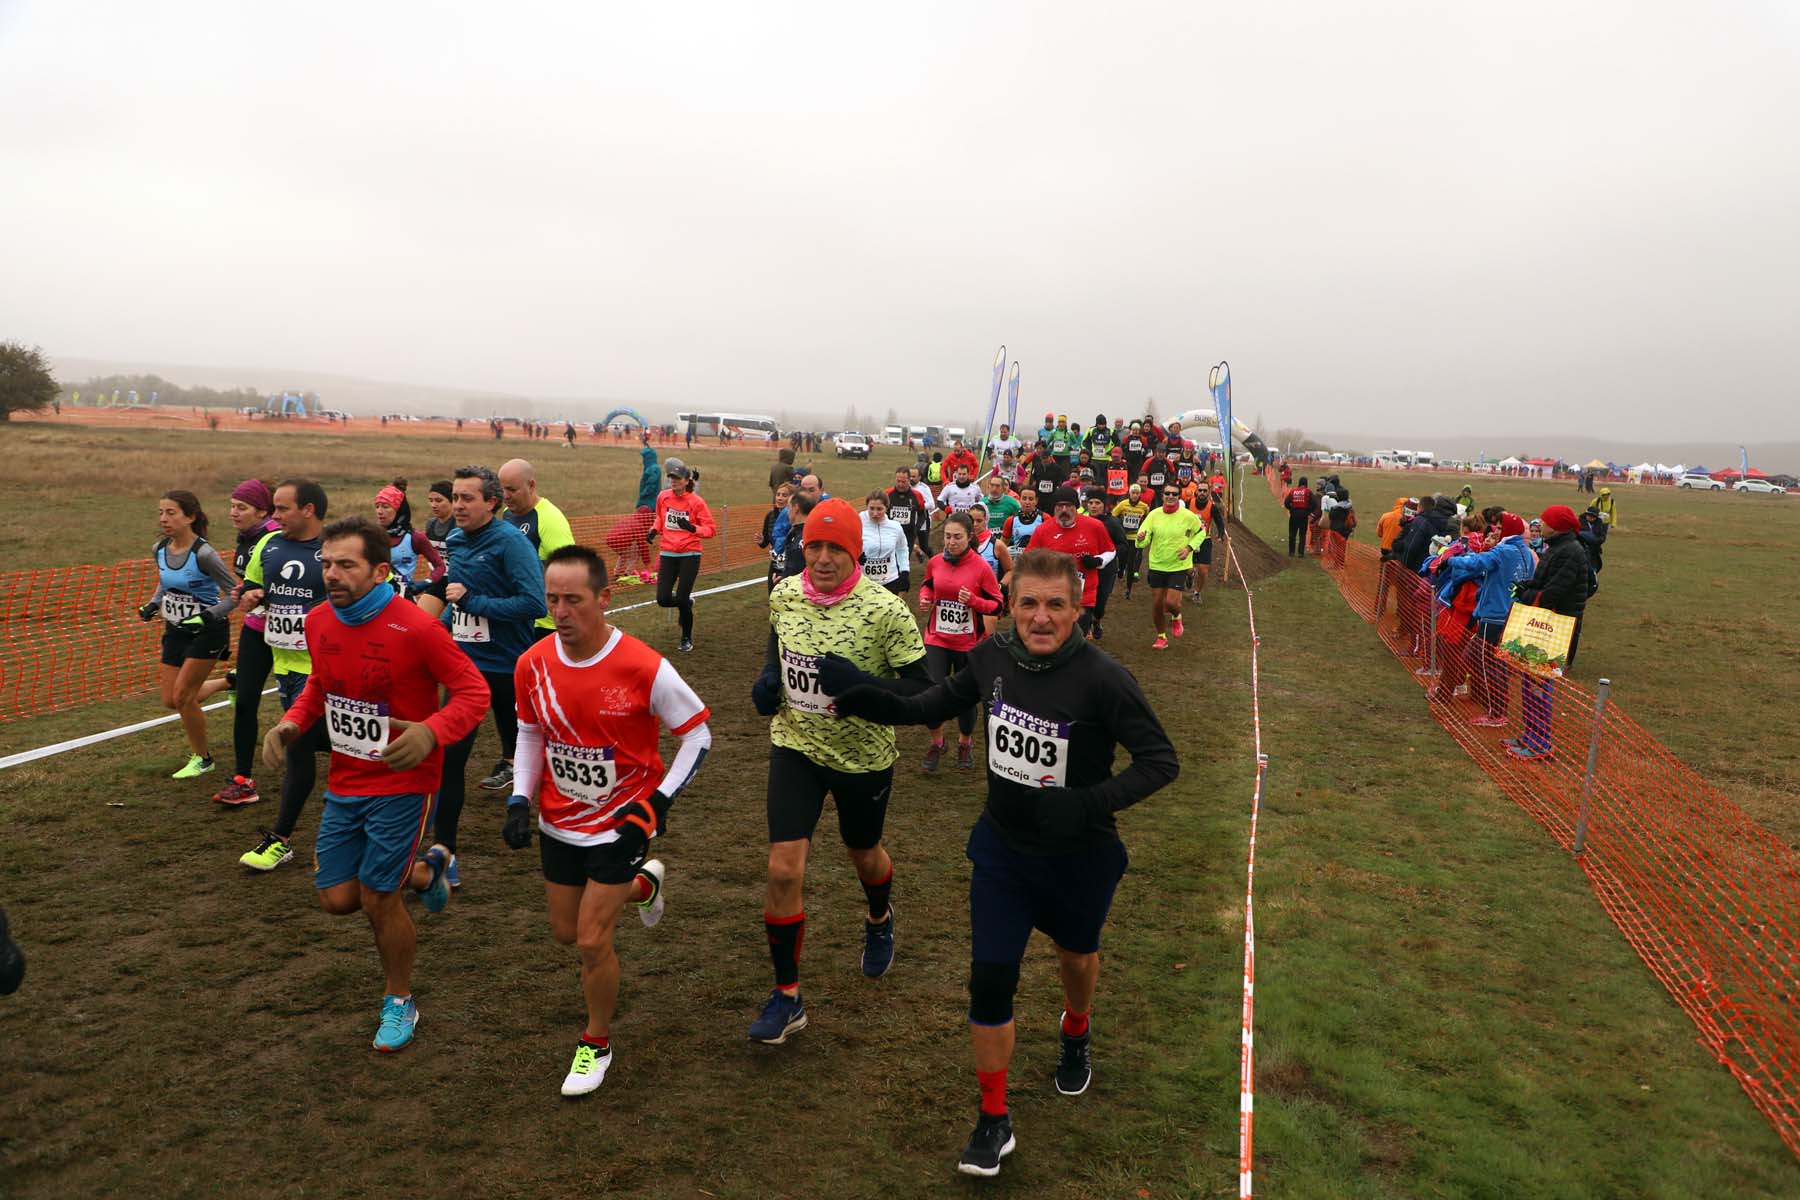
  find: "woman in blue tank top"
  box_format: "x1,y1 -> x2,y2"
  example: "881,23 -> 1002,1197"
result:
138,490 -> 238,781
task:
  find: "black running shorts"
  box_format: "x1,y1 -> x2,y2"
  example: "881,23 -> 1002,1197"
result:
967,817 -> 1126,959
160,618 -> 229,668
1145,568 -> 1189,591
766,745 -> 893,850
540,828 -> 651,887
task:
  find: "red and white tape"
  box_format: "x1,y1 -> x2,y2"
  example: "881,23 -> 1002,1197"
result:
1230,538 -> 1267,1199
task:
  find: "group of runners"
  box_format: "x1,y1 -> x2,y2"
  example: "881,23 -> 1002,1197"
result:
139,443 -> 1187,1178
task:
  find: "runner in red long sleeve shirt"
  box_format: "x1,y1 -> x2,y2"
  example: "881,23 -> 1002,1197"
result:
264,515 -> 491,1054
1025,487 -> 1115,631
916,511 -> 1003,770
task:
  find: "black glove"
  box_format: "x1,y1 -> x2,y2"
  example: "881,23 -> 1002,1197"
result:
667,510 -> 692,531
1078,555 -> 1104,570
138,601 -> 159,622
1037,786 -> 1098,841
751,666 -> 782,716
829,684 -> 886,721
815,652 -> 868,697
502,798 -> 533,850
611,792 -> 670,858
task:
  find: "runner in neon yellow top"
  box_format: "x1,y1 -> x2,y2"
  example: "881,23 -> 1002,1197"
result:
1133,483 -> 1207,649
500,459 -> 576,631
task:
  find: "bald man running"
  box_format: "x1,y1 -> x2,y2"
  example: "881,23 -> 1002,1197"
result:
500,458 -> 575,636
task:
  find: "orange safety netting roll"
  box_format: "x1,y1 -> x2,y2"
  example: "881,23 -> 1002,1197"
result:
0,503 -> 776,725
1272,465 -> 1800,1160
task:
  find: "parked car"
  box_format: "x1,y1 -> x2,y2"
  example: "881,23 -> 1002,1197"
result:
1733,478 -> 1785,495
1678,473 -> 1724,490
835,433 -> 872,459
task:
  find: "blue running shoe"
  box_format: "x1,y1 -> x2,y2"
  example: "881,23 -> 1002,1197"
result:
446,858 -> 461,891
419,844 -> 453,914
373,994 -> 418,1052
747,989 -> 807,1044
862,906 -> 895,979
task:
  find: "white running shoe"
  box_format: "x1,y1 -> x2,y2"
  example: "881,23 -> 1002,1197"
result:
635,859 -> 666,928
560,1041 -> 612,1097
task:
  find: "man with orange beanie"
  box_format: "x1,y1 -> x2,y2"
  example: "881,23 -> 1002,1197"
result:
745,498 -> 931,1044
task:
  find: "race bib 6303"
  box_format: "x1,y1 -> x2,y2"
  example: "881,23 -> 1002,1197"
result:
988,699 -> 1070,788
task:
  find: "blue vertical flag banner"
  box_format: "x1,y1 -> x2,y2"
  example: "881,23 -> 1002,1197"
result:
977,345 -> 1006,473
1210,361 -> 1234,515
1006,361 -> 1021,442
1742,445 -> 1750,480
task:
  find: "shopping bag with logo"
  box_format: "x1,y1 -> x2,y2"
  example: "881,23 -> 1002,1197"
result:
1497,602 -> 1575,674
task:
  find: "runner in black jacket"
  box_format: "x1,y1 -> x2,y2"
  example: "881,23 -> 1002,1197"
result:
819,549 -> 1178,1179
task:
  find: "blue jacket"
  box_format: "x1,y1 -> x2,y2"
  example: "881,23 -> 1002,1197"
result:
1442,537 -> 1536,623
441,517 -> 546,674
635,446 -> 662,510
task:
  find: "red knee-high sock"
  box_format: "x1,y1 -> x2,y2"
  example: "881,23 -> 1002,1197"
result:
978,1068 -> 1008,1116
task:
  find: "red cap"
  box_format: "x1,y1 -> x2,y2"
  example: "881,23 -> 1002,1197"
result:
1499,513 -> 1527,538
803,497 -> 863,560
1539,504 -> 1579,534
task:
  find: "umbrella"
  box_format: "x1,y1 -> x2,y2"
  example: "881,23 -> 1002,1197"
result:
1584,458 -> 1608,470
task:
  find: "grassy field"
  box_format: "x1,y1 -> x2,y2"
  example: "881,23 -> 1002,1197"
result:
1,425 -> 1797,1196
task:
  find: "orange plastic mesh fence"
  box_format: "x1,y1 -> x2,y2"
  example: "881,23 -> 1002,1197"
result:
0,503 -> 776,724
1267,468 -> 1800,1160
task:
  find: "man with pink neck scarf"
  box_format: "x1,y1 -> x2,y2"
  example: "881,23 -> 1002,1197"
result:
746,498 -> 930,1044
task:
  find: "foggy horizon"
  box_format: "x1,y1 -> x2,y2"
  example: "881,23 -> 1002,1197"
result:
4,2 -> 1797,441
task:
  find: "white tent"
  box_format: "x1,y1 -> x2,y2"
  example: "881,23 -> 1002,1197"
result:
1629,461 -> 1654,481
1497,456 -> 1524,468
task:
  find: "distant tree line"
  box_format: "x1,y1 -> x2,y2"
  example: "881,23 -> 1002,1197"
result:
64,373 -> 264,410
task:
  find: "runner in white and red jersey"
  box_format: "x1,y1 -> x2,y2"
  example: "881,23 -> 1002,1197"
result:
504,544 -> 713,1097
1025,487 -> 1115,632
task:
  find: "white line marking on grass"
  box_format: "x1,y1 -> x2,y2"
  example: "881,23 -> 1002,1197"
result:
0,571 -> 769,771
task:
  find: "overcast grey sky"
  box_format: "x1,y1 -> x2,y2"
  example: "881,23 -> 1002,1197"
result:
3,1 -> 1796,438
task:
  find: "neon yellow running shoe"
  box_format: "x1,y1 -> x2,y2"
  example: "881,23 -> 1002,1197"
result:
172,754 -> 215,780
240,830 -> 293,871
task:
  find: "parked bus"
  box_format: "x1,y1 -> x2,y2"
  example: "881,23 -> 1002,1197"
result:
674,412 -> 780,441
883,424 -> 906,445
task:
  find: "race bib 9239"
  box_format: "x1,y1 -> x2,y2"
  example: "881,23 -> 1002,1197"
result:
988,699 -> 1070,788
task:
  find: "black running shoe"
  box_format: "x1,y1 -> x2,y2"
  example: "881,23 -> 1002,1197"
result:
957,1112 -> 1016,1177
678,638 -> 694,653
1056,1022 -> 1092,1095
479,760 -> 514,792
